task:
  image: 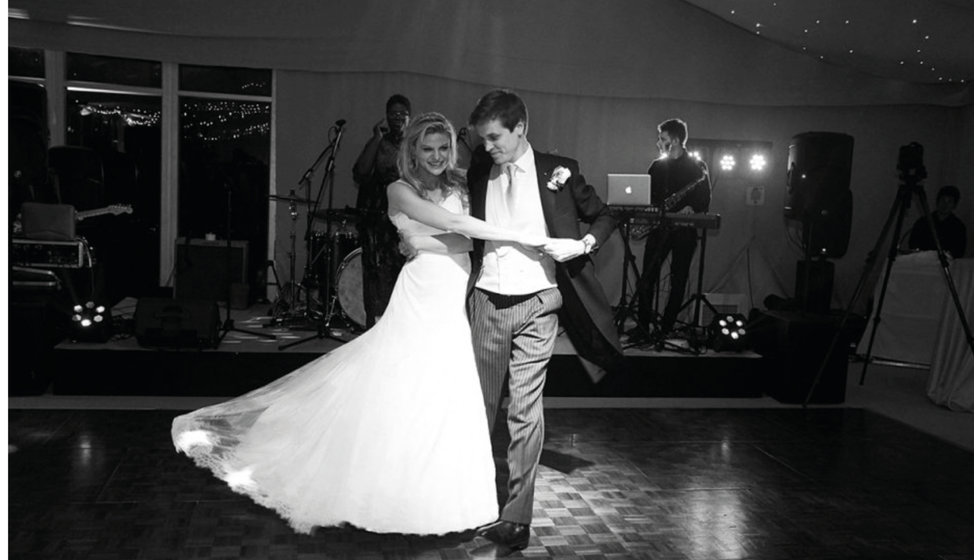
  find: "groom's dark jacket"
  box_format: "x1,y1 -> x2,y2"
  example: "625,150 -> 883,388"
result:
467,150 -> 625,377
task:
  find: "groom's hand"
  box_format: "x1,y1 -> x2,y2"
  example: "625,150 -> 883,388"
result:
398,234 -> 420,261
542,238 -> 588,262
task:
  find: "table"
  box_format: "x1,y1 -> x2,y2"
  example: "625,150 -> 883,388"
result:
856,251 -> 952,365
926,258 -> 973,412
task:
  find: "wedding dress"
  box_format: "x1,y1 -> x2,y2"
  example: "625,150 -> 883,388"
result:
172,190 -> 497,535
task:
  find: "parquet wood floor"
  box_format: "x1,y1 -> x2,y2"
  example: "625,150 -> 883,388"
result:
8,407 -> 972,559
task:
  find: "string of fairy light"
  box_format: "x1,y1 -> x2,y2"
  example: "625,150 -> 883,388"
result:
76,99 -> 271,141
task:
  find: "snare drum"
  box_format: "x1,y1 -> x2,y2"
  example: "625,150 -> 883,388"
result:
336,248 -> 366,328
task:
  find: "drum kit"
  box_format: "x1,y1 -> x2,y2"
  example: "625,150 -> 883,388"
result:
267,191 -> 366,336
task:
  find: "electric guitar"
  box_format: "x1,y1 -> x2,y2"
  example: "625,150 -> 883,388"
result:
76,204 -> 133,221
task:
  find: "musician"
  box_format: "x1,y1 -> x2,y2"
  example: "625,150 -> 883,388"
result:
634,118 -> 711,340
352,94 -> 411,327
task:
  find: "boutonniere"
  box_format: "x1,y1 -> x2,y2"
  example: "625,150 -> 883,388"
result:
546,166 -> 571,191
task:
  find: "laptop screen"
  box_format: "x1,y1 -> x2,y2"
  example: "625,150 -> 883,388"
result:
606,174 -> 651,206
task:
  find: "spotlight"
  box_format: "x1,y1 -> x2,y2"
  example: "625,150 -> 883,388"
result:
719,153 -> 737,172
749,153 -> 768,172
71,301 -> 112,342
709,313 -> 749,352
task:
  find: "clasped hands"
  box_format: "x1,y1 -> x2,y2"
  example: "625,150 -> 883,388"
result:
531,237 -> 590,263
399,233 -> 592,262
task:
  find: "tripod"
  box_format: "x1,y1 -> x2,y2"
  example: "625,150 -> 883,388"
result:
280,120 -> 348,350
218,179 -> 276,343
803,146 -> 972,407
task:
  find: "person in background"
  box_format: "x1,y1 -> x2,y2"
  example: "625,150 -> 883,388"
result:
352,94 -> 412,326
908,184 -> 967,258
632,118 -> 711,342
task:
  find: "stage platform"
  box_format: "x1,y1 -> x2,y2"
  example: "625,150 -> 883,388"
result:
46,301 -> 768,399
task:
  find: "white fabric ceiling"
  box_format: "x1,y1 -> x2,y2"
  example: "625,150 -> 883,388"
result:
8,0 -> 973,107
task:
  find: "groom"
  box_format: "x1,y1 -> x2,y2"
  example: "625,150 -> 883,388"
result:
466,89 -> 623,551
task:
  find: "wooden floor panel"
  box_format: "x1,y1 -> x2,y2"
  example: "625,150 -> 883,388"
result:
8,408 -> 972,559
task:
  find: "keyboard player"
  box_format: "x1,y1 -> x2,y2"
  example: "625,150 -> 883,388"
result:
632,118 -> 711,342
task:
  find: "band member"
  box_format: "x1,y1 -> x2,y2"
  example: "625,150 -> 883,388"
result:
352,94 -> 412,327
633,118 -> 711,340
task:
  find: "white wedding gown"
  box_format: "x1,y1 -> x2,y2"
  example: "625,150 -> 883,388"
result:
172,191 -> 498,535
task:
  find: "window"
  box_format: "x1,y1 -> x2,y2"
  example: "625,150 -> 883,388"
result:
67,53 -> 161,88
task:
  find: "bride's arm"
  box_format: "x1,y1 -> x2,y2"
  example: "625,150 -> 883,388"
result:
387,180 -> 547,246
402,233 -> 473,256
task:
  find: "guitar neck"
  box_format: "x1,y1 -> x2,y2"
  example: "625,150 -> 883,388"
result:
76,205 -> 132,221
662,175 -> 703,211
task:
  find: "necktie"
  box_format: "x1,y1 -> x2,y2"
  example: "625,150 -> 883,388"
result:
502,163 -> 517,212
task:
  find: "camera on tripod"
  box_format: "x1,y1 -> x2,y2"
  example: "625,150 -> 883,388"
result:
898,142 -> 927,182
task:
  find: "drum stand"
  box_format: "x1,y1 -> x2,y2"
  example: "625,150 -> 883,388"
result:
280,120 -> 349,350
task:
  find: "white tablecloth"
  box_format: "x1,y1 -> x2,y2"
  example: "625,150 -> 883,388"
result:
926,259 -> 973,412
856,251 -> 951,365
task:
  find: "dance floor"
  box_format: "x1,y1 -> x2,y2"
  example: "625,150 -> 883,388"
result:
8,406 -> 972,559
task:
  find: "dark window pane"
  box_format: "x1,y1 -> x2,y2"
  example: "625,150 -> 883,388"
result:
66,91 -> 162,300
10,81 -> 51,218
179,96 -> 270,302
179,65 -> 271,96
67,53 -> 161,88
10,46 -> 44,78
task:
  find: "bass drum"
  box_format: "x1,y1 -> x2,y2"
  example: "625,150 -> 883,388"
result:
336,248 -> 366,329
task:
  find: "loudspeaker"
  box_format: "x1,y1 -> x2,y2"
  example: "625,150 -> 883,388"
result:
174,238 -> 249,307
785,133 -> 854,258
795,259 -> 834,314
751,310 -> 851,404
134,297 -> 220,348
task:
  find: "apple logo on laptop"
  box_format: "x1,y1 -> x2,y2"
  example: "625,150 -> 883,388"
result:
625,186 -> 633,194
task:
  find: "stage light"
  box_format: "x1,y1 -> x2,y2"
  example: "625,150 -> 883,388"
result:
691,150 -> 703,161
749,153 -> 768,172
71,300 -> 112,341
709,313 -> 749,352
719,153 -> 736,172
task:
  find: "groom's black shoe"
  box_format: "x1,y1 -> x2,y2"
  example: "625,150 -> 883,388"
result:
477,520 -> 530,551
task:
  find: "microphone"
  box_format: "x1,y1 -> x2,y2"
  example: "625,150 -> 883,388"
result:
335,119 -> 346,127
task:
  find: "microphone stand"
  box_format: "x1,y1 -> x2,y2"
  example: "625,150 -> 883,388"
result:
281,120 -> 348,350
218,177 -> 276,342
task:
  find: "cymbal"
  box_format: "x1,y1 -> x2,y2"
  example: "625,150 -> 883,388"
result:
268,194 -> 316,205
313,207 -> 362,222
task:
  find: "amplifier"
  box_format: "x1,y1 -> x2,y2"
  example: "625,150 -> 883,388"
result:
11,238 -> 91,268
174,238 -> 249,305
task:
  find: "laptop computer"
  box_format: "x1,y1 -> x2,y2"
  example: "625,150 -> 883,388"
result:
606,174 -> 651,206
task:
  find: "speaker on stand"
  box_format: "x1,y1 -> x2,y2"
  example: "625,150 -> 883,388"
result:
785,132 -> 855,313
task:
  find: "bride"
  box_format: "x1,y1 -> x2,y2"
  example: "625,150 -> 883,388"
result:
172,112 -> 549,535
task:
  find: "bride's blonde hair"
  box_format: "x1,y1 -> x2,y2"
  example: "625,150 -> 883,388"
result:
396,112 -> 467,201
